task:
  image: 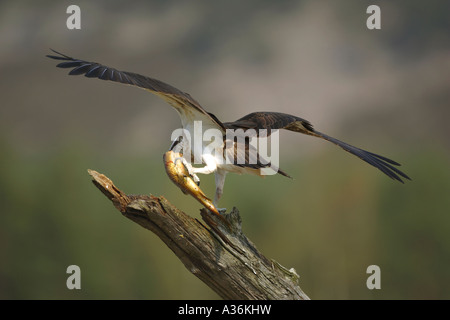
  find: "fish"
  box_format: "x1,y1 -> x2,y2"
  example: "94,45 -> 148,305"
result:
163,150 -> 222,218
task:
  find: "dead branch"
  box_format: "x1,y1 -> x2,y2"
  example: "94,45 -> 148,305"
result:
88,169 -> 310,300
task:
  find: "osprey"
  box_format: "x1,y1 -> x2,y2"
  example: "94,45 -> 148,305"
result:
47,50 -> 410,211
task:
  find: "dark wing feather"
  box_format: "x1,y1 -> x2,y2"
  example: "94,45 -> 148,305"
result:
226,111 -> 410,183
46,49 -> 225,131
312,130 -> 410,183
224,111 -> 313,134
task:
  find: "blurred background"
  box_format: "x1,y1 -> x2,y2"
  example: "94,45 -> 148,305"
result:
1,0 -> 449,299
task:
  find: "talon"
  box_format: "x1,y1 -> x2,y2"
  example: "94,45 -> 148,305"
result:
174,156 -> 186,167
192,174 -> 200,186
174,157 -> 192,174
217,208 -> 227,214
174,157 -> 200,185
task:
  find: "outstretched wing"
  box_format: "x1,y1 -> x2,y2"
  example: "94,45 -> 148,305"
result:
225,111 -> 411,183
46,49 -> 225,131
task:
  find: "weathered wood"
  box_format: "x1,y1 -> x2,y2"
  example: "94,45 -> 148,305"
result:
88,169 -> 310,300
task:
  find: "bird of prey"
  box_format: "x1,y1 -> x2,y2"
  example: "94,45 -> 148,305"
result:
47,49 -> 410,212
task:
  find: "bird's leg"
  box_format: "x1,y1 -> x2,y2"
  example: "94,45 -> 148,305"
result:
174,157 -> 200,186
214,170 -> 227,214
170,136 -> 203,184
190,154 -> 218,175
190,165 -> 216,175
176,154 -> 218,181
